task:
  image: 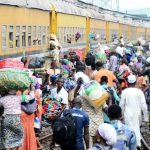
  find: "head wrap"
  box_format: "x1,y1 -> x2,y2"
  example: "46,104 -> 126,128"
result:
50,75 -> 58,82
127,74 -> 136,84
98,123 -> 117,146
146,57 -> 150,63
63,59 -> 69,65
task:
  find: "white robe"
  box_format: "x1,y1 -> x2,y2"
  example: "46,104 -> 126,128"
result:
120,87 -> 148,146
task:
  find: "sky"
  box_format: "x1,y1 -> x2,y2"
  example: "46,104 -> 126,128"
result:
119,0 -> 150,10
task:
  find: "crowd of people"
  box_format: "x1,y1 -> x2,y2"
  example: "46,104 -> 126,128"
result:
0,37 -> 150,150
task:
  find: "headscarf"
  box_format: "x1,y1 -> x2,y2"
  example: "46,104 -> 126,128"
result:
98,123 -> 117,146
63,59 -> 69,65
146,57 -> 150,64
50,75 -> 59,82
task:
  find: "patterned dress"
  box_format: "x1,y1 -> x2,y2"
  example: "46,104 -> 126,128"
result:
0,95 -> 24,149
82,99 -> 104,137
0,115 -> 24,149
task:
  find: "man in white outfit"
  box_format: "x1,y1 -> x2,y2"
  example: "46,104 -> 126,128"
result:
120,74 -> 148,148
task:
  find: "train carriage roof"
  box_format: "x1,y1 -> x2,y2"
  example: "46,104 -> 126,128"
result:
0,0 -> 51,10
86,8 -> 104,20
50,0 -> 88,17
0,0 -> 150,27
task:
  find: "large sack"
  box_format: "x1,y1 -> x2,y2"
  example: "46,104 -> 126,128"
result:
95,52 -> 107,63
0,68 -> 32,91
29,57 -> 45,68
49,34 -> 59,51
80,80 -> 109,109
21,57 -> 45,69
0,59 -> 24,69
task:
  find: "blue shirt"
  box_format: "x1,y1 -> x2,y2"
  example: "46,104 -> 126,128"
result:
89,143 -> 111,150
65,108 -> 89,150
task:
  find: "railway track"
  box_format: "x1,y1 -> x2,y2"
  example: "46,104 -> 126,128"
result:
38,122 -> 150,150
141,103 -> 150,150
37,121 -> 61,150
39,104 -> 150,150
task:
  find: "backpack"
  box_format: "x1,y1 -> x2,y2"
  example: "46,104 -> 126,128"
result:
91,144 -> 112,150
112,125 -> 129,150
0,104 -> 4,116
53,111 -> 76,145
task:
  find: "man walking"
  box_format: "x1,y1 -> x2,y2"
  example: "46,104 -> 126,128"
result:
120,74 -> 148,147
64,97 -> 90,150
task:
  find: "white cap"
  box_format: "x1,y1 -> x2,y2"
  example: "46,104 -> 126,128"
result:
127,74 -> 136,84
98,123 -> 117,146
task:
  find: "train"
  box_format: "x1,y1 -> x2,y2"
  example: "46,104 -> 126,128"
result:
0,0 -> 150,60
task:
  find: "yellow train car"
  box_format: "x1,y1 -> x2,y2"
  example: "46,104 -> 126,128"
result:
90,19 -> 106,42
50,1 -> 87,48
0,1 -> 51,59
146,28 -> 150,40
0,0 -> 149,60
88,9 -> 106,44
137,27 -> 146,39
121,24 -> 129,41
130,26 -> 137,41
109,22 -> 120,42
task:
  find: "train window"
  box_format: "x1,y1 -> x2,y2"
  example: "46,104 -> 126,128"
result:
58,28 -> 61,40
42,26 -> 46,45
22,26 -> 26,48
70,34 -> 72,43
47,26 -> 50,45
28,26 -> 32,47
72,27 -> 74,41
33,26 -> 37,46
38,26 -> 41,45
64,27 -> 67,43
82,28 -> 84,41
58,27 -> 61,42
67,34 -> 69,42
57,27 -> 60,42
84,28 -> 86,40
16,26 -> 20,48
2,25 -> 7,50
9,26 -> 14,48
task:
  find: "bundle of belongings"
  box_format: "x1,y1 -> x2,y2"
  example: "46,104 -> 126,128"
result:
43,96 -> 65,121
80,80 -> 109,109
0,59 -> 32,91
49,34 -> 59,61
21,57 -> 45,69
61,59 -> 72,78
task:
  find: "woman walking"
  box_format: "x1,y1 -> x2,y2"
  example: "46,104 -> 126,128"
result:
0,90 -> 24,150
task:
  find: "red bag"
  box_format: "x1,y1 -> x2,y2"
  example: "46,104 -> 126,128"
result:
0,59 -> 24,69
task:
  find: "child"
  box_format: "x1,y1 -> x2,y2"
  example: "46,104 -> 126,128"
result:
136,69 -> 146,90
89,123 -> 117,150
108,105 -> 137,150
